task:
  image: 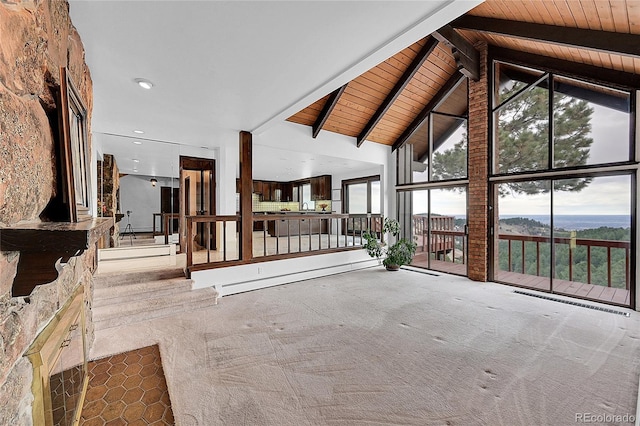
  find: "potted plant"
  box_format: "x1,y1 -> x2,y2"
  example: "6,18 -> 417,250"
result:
363,218 -> 417,271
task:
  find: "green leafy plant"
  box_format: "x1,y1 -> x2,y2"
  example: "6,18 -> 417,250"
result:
363,218 -> 417,270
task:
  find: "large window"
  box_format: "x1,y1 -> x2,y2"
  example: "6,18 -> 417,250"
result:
491,61 -> 636,307
493,62 -> 632,175
410,79 -> 468,184
301,183 -> 314,211
343,176 -> 381,215
395,78 -> 470,276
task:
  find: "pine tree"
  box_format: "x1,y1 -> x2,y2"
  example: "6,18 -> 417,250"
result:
431,83 -> 594,196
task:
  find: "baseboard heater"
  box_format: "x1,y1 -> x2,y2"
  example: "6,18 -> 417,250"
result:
513,290 -> 630,317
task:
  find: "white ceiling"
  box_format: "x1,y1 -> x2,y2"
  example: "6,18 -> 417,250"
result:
69,0 -> 481,180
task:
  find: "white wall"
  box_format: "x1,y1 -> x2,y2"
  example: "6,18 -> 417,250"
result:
120,175 -> 178,233
256,121 -> 390,166
192,250 -> 378,296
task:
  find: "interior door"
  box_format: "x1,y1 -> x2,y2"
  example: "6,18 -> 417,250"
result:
160,186 -> 179,234
179,156 -> 216,253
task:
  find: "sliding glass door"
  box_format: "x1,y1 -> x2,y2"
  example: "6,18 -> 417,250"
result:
410,187 -> 468,276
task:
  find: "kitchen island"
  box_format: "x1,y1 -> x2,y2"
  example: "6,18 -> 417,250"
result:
253,212 -> 332,236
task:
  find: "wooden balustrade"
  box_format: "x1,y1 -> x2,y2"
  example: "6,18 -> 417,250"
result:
185,213 -> 381,274
498,234 -> 630,289
186,215 -> 241,269
412,216 -> 462,258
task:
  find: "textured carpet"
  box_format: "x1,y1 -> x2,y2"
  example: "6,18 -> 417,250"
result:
89,268 -> 640,425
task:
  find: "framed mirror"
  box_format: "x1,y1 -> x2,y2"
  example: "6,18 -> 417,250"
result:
60,67 -> 91,222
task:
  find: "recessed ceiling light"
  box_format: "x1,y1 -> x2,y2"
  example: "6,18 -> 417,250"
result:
133,159 -> 140,163
133,130 -> 145,134
134,78 -> 154,90
132,141 -> 142,145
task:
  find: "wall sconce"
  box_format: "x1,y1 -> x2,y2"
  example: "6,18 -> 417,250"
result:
150,178 -> 158,187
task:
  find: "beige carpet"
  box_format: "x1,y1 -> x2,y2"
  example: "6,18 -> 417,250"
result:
89,267 -> 640,425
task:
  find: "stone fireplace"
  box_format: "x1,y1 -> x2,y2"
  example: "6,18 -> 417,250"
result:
0,0 -> 104,423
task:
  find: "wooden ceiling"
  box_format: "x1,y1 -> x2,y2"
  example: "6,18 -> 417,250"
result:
287,0 -> 640,153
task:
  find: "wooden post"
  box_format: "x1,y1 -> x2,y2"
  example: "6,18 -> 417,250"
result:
240,131 -> 253,261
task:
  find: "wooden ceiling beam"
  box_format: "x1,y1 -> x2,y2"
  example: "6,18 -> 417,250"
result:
433,25 -> 480,81
312,84 -> 347,138
357,37 -> 438,147
392,71 -> 465,152
452,15 -> 640,58
490,46 -> 640,90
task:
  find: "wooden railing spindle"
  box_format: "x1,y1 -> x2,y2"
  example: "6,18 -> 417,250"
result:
587,246 -> 591,284
569,246 -> 573,282
607,247 -> 612,287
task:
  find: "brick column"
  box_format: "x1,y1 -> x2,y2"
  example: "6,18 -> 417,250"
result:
467,42 -> 489,282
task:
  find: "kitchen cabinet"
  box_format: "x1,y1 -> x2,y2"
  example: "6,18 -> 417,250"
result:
254,177 -> 329,202
253,180 -> 264,196
253,180 -> 294,202
311,175 -> 331,200
253,180 -> 274,201
280,183 -> 293,202
253,214 -> 267,231
263,181 -> 274,201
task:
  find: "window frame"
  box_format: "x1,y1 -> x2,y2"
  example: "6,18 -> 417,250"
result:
490,60 -> 637,180
59,67 -> 91,222
342,175 -> 381,215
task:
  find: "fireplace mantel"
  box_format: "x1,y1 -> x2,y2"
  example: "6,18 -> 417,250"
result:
0,217 -> 113,297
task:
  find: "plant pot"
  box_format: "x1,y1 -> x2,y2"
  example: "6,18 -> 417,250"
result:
385,264 -> 400,271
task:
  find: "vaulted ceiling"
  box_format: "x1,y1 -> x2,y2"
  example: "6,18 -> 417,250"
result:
288,0 -> 640,157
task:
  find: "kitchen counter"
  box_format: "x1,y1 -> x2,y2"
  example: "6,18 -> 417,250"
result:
252,212 -> 339,235
254,211 -> 333,214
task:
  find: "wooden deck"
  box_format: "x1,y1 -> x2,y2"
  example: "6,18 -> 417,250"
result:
409,255 -> 630,308
496,271 -> 630,307
410,253 -> 467,276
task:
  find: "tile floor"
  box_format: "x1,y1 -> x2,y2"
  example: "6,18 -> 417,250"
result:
80,344 -> 174,425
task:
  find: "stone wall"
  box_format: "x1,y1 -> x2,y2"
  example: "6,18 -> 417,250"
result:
98,153 -> 121,247
0,0 -> 95,424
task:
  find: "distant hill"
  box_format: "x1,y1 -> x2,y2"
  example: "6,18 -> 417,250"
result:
500,217 -> 547,228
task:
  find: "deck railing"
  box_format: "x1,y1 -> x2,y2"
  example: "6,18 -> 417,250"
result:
499,234 -> 630,289
185,213 -> 381,273
412,215 -> 466,264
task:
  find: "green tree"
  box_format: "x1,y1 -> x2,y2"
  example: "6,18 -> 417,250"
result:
431,83 -> 594,196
